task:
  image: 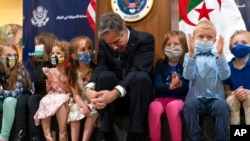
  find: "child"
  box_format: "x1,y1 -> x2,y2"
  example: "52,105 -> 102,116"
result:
148,31 -> 189,141
26,32 -> 58,140
182,20 -> 231,141
34,40 -> 71,141
0,42 -> 32,141
223,30 -> 250,125
66,36 -> 98,141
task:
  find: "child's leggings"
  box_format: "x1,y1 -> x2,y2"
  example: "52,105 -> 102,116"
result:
148,98 -> 184,141
0,97 -> 17,140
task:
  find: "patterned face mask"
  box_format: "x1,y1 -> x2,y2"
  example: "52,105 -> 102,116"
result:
164,45 -> 183,62
77,52 -> 93,64
0,55 -> 17,69
51,55 -> 64,65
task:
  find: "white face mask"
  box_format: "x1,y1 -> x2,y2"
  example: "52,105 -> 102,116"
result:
164,45 -> 183,62
195,40 -> 214,53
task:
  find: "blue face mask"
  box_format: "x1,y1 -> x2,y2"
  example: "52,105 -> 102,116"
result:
34,45 -> 44,57
231,44 -> 250,58
195,40 -> 214,53
77,52 -> 92,64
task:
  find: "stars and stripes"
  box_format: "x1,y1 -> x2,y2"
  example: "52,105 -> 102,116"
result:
86,0 -> 96,32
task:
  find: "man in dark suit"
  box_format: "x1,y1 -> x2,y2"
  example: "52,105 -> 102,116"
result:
84,12 -> 155,141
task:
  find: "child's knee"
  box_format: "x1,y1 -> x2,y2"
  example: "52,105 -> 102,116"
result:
226,95 -> 240,111
243,95 -> 250,108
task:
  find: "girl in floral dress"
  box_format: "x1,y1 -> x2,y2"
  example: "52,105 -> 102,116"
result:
34,41 -> 71,141
66,36 -> 98,141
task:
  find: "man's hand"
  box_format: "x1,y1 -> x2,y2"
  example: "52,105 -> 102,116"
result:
85,87 -> 98,100
91,89 -> 119,109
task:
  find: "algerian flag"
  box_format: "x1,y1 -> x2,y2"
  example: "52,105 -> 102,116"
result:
179,0 -> 246,61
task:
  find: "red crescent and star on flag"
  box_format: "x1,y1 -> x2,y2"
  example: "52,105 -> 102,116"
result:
179,0 -> 222,26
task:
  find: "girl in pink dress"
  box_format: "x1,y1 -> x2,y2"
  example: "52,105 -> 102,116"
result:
34,41 -> 71,141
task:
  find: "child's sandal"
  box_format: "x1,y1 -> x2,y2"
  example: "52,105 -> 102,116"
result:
59,132 -> 68,141
45,132 -> 54,141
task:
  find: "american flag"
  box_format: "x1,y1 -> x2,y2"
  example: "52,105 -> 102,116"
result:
86,0 -> 96,32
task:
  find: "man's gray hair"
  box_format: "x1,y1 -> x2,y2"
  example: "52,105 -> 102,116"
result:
98,12 -> 126,37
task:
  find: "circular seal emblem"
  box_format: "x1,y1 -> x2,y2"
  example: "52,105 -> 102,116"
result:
111,0 -> 154,22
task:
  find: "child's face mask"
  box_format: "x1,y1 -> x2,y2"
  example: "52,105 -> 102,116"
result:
164,45 -> 183,62
195,40 -> 214,53
0,55 -> 17,69
77,52 -> 93,64
231,44 -> 250,58
51,55 -> 64,65
34,45 -> 45,57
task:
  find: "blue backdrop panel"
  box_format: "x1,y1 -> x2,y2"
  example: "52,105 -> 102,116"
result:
23,0 -> 95,82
